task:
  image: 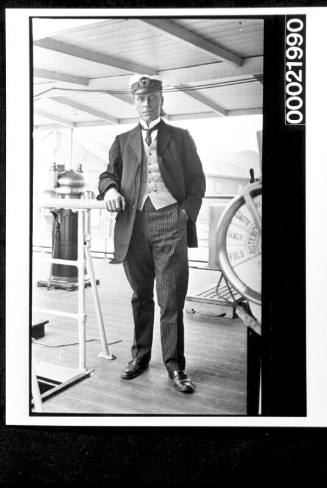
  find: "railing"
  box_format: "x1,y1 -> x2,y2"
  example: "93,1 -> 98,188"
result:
32,194 -> 236,264
32,197 -> 116,409
203,195 -> 235,200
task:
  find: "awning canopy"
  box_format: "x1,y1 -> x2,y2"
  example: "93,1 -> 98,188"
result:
33,17 -> 264,129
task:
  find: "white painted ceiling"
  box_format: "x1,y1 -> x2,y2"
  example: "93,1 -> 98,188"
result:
33,17 -> 264,129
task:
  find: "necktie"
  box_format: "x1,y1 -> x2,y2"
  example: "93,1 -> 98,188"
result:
140,121 -> 161,146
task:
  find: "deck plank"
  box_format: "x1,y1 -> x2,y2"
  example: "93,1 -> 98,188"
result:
32,256 -> 247,415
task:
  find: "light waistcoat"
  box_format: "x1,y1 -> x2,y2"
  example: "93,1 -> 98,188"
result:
137,123 -> 177,210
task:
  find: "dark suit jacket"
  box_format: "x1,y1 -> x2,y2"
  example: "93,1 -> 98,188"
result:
97,120 -> 206,262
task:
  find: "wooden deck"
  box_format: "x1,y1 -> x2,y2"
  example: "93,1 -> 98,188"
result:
32,254 -> 247,416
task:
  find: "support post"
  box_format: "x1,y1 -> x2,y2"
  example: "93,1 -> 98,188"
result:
84,210 -> 116,360
77,210 -> 87,371
31,363 -> 43,412
70,127 -> 74,168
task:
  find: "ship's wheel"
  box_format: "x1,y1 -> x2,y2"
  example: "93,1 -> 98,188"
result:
216,181 -> 262,321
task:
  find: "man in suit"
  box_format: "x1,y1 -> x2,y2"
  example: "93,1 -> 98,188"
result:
97,74 -> 206,393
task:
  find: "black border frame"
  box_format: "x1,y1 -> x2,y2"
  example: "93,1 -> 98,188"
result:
28,13 -> 306,418
2,3 -> 313,483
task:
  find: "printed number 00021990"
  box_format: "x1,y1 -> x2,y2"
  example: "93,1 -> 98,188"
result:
285,18 -> 305,125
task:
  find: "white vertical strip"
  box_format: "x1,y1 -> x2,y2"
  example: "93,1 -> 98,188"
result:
6,10 -> 31,425
306,10 -> 327,423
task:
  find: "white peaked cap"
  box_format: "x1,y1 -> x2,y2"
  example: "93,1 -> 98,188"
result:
129,74 -> 163,88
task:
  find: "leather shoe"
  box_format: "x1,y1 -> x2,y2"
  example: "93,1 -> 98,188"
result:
171,370 -> 195,393
121,360 -> 149,380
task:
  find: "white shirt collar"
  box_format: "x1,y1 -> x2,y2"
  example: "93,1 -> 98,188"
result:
139,117 -> 161,130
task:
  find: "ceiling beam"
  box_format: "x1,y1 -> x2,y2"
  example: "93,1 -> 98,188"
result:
34,123 -> 64,130
161,112 -> 220,122
33,84 -> 133,107
89,57 -> 263,91
180,89 -> 226,116
88,78 -> 135,104
161,57 -> 262,85
34,68 -> 90,86
34,108 -> 75,127
50,96 -> 119,124
75,107 -> 261,126
140,19 -> 243,67
74,120 -> 113,128
227,108 -> 262,116
253,73 -> 263,85
34,38 -> 157,76
105,92 -> 134,106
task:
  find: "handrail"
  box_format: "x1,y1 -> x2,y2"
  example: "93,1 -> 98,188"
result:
34,196 -> 107,210
34,195 -> 234,209
203,195 -> 234,200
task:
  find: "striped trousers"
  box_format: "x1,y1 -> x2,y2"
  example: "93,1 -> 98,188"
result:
123,198 -> 189,376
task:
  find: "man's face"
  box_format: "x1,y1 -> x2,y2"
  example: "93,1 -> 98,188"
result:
133,91 -> 163,124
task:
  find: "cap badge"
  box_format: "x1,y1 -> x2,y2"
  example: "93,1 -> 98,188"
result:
139,77 -> 150,88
